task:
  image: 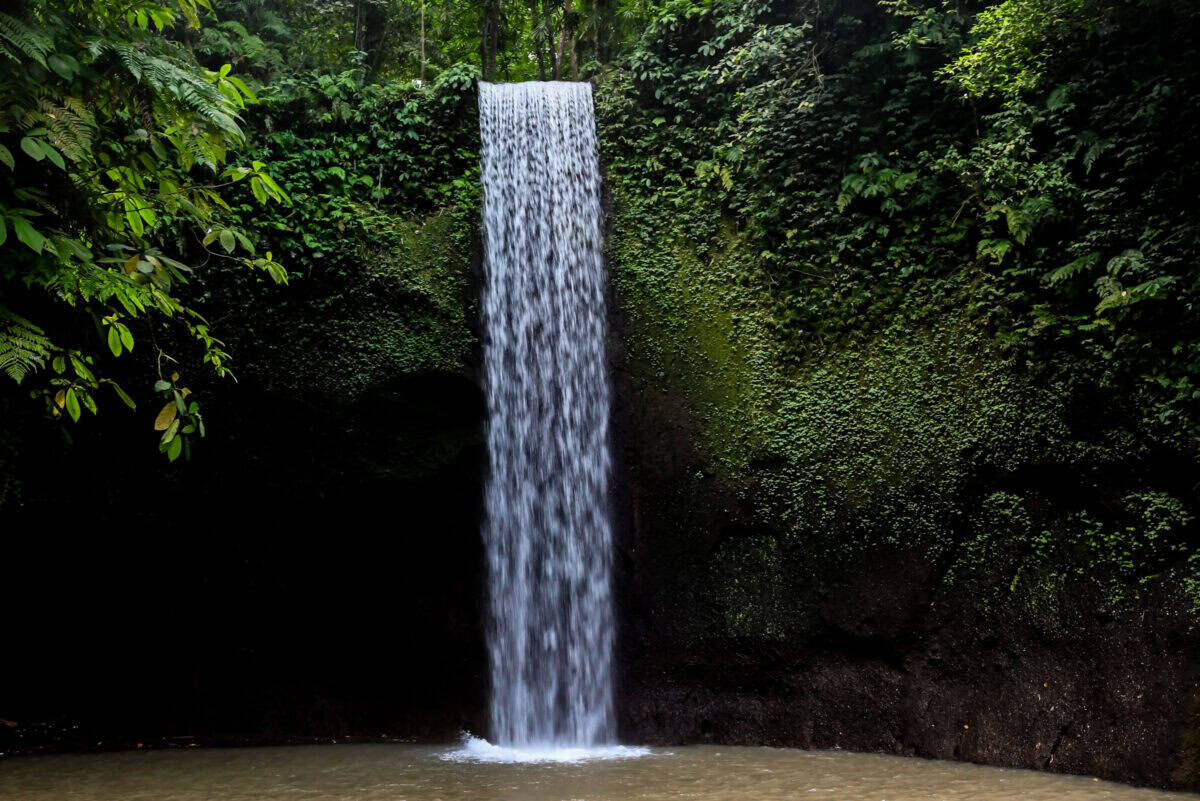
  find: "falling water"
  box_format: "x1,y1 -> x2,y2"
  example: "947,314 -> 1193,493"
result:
477,81 -> 615,749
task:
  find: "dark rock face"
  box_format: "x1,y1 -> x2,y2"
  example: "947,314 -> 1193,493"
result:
615,586 -> 1197,788
606,288 -> 1200,789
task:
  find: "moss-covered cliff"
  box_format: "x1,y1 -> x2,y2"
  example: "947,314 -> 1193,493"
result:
600,97 -> 1199,792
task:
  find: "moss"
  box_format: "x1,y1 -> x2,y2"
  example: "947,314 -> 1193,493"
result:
268,207 -> 476,402
191,204 -> 481,485
608,182 -> 1199,640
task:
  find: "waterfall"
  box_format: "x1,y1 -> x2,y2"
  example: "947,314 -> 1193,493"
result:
477,81 -> 615,748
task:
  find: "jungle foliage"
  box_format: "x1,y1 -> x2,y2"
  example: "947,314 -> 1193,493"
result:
593,0 -> 1199,620
600,0 -> 1200,440
0,0 -> 648,459
2,0 -> 1198,594
0,0 -> 290,460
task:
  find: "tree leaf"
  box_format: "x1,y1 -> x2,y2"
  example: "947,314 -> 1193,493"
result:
12,217 -> 44,253
47,54 -> 75,79
161,417 -> 180,445
64,388 -> 81,422
20,137 -> 45,161
70,355 -> 95,382
41,143 -> 65,170
219,228 -> 236,253
107,326 -> 122,356
107,381 -> 137,410
124,198 -> 145,237
0,143 -> 13,170
153,402 -> 178,431
250,175 -> 268,204
166,433 -> 183,461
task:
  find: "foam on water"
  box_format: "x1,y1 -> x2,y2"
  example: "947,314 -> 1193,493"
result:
441,737 -> 651,764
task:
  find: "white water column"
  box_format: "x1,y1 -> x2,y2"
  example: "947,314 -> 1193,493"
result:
477,81 -> 615,748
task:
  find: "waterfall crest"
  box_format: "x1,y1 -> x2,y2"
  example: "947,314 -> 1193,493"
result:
477,81 -> 615,748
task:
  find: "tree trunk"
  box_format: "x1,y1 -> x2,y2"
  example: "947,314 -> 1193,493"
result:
545,0 -> 558,79
353,0 -> 364,52
593,0 -> 605,64
482,0 -> 501,81
363,3 -> 388,76
556,0 -> 577,80
420,0 -> 426,83
531,0 -> 545,80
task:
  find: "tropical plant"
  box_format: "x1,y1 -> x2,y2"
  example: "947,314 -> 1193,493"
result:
0,0 -> 289,458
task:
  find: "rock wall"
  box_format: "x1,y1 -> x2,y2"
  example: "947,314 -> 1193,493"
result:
603,184 -> 1200,789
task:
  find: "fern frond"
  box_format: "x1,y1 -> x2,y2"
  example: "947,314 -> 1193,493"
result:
42,97 -> 96,163
1044,252 -> 1100,284
0,12 -> 53,68
0,307 -> 52,384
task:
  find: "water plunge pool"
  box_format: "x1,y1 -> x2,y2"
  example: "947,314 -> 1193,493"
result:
1,743 -> 1191,800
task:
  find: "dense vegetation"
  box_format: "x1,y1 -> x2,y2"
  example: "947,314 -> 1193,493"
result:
594,0 -> 1199,628
0,0 -> 1194,592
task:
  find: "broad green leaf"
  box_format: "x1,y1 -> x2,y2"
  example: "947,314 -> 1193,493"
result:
219,228 -> 235,253
250,175 -> 268,204
0,143 -> 12,170
124,198 -> 144,237
20,137 -> 45,161
71,356 -> 95,382
107,326 -> 122,356
41,143 -> 65,170
11,217 -> 44,253
160,417 -> 180,445
167,433 -> 183,461
47,54 -> 75,79
64,388 -> 81,422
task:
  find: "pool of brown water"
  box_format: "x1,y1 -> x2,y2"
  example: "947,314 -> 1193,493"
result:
0,743 -> 1193,800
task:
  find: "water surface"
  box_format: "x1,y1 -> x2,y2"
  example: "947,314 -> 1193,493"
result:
1,744 -> 1193,800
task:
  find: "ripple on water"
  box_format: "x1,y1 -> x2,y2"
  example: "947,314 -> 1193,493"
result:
0,744 -> 1194,800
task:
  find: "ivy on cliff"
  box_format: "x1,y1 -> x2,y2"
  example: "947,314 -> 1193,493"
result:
595,0 -> 1199,628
